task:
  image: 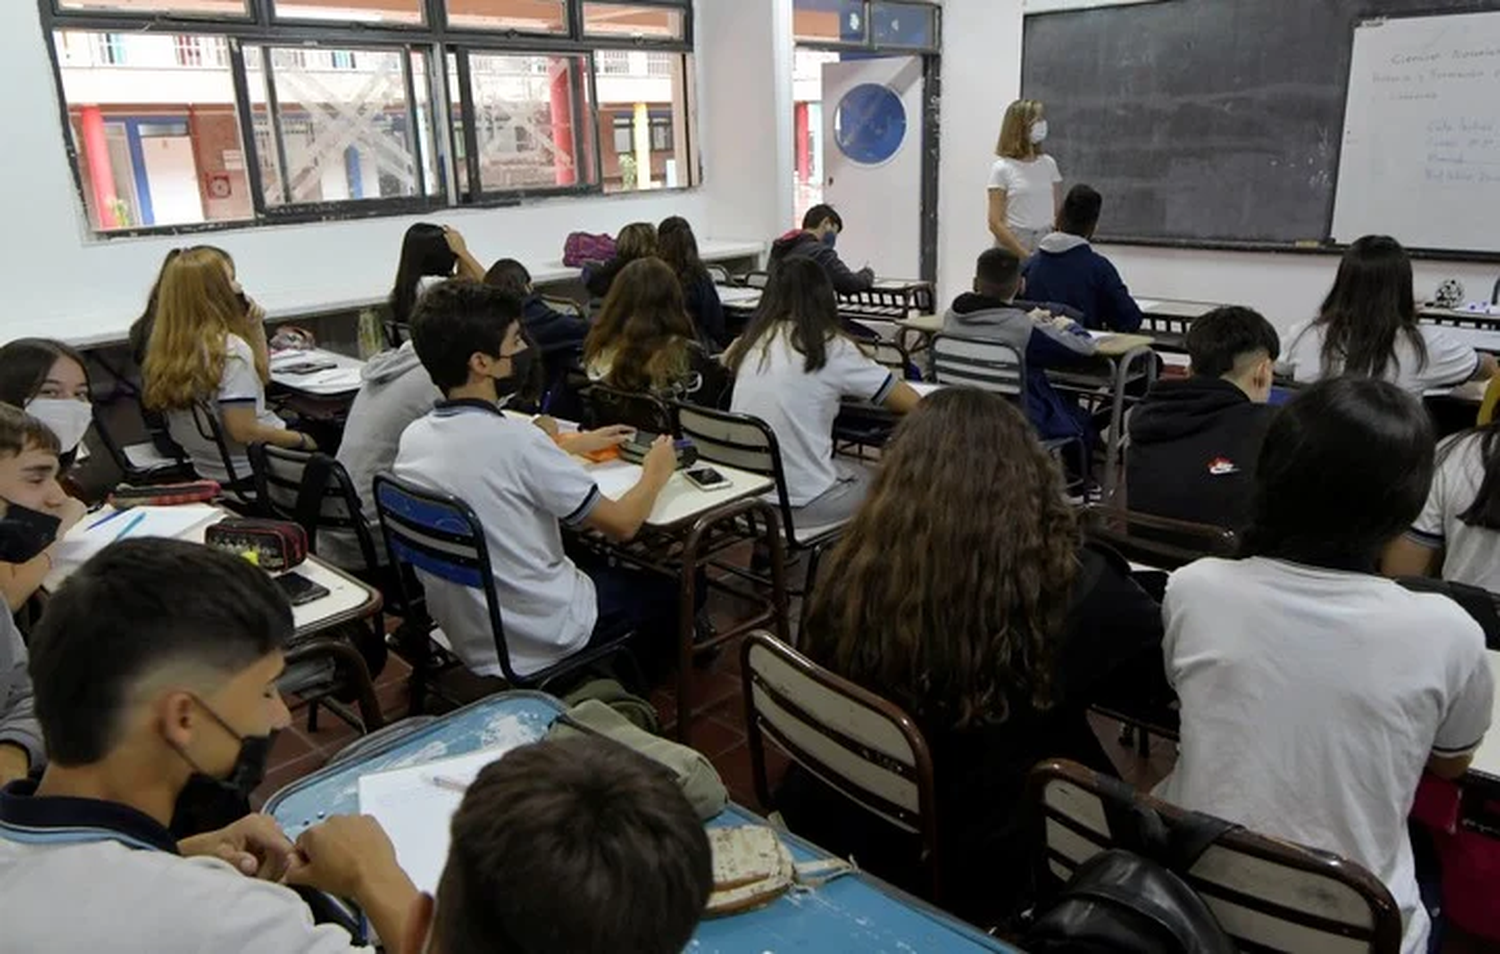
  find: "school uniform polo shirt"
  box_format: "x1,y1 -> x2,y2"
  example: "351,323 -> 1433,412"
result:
1282,321 -> 1480,395
165,333 -> 287,484
393,399 -> 603,677
0,780 -> 371,953
1408,431 -> 1500,593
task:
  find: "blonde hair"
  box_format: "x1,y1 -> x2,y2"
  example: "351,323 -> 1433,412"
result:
615,223 -> 658,260
996,99 -> 1045,160
142,248 -> 262,410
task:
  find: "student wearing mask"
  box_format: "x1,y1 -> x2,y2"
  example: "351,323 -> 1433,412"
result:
388,224 -> 484,344
1283,235 -> 1497,394
0,405 -> 87,614
483,258 -> 589,398
658,216 -> 728,349
1156,378 -> 1493,954
1385,414 -> 1500,593
1022,185 -> 1144,333
0,539 -> 421,952
768,205 -> 875,296
584,223 -> 657,300
1127,306 -> 1279,529
988,99 -> 1063,257
0,340 -> 94,472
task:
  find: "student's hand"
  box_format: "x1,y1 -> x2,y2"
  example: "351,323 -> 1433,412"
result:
641,434 -> 676,487
565,425 -> 634,455
246,299 -> 268,327
531,415 -> 561,438
55,497 -> 88,536
0,743 -> 29,788
285,814 -> 405,901
180,813 -> 296,881
444,227 -> 469,257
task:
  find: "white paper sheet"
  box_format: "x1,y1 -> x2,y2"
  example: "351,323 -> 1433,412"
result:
54,505 -> 220,569
1133,298 -> 1164,312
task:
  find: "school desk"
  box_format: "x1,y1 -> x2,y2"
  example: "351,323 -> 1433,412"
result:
1133,298 -> 1222,353
263,691 -> 1021,954
1047,338 -> 1159,501
269,347 -> 367,398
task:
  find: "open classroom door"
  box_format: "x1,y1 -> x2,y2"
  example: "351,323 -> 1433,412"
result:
821,55 -> 923,280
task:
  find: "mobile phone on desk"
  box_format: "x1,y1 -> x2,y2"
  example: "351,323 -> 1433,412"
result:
275,571 -> 331,606
685,467 -> 731,490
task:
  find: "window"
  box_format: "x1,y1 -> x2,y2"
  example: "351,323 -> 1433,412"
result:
793,0 -> 866,45
794,0 -> 938,51
872,2 -> 937,49
44,0 -> 696,236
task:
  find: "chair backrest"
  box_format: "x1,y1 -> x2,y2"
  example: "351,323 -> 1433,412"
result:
584,383 -> 677,436
675,403 -> 805,543
1029,759 -> 1403,954
745,270 -> 771,289
1081,504 -> 1238,571
371,474 -> 521,683
705,263 -> 731,284
190,401 -> 249,493
91,402 -> 188,478
864,339 -> 910,375
248,443 -> 381,570
741,631 -> 941,899
930,334 -> 1025,400
541,295 -> 584,319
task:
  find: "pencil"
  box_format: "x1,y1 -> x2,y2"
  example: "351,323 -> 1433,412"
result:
112,512 -> 147,542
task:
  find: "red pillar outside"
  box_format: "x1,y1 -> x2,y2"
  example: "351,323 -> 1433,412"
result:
794,102 -> 811,184
548,63 -> 577,187
80,106 -> 119,229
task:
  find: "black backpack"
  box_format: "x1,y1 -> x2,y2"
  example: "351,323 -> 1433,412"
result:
1025,777 -> 1238,954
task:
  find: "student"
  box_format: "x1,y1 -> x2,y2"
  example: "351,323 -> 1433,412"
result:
1022,185 -> 1144,333
0,339 -> 94,470
1127,306 -> 1279,529
395,281 -> 680,679
0,405 -> 86,614
583,258 -> 728,408
988,99 -> 1062,257
768,204 -> 874,296
403,735 -> 711,954
1156,378 -> 1493,954
0,538 -> 420,952
1283,235 -> 1497,394
143,248 -> 314,485
388,224 -> 484,342
658,216 -> 727,349
483,258 -> 589,399
584,222 -> 657,300
1385,416 -> 1500,593
943,247 -> 1097,444
781,388 -> 1165,925
726,258 -> 919,526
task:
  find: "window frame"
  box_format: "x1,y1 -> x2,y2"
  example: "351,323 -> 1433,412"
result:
792,0 -> 941,54
38,0 -> 697,238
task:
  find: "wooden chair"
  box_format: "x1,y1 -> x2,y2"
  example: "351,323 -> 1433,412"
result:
1081,504 -> 1238,572
582,383 -> 677,436
741,631 -> 942,901
1029,759 -> 1403,954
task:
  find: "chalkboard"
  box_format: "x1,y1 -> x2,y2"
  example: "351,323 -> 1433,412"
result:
1020,0 -> 1496,248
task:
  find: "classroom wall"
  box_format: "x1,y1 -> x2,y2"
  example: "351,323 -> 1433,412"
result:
935,0 -> 1500,332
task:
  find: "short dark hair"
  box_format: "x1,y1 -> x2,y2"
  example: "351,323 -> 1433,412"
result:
0,403 -> 61,458
435,735 -> 712,954
1057,184 -> 1103,236
1242,377 -> 1435,571
974,248 -> 1023,300
483,258 -> 532,298
802,203 -> 844,232
1186,306 -> 1281,379
29,539 -> 293,765
409,280 -> 524,393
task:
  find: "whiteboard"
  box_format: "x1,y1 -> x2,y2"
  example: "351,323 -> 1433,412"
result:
1331,10 -> 1500,251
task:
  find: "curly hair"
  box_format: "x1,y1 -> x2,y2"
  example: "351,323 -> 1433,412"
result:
802,388 -> 1080,730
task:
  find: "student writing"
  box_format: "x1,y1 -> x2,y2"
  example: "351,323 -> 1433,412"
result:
768,204 -> 874,296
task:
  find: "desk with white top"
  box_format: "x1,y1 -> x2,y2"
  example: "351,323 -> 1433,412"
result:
269,347 -> 367,398
1467,652 -> 1500,788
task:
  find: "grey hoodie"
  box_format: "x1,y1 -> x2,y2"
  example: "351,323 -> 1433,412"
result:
0,611 -> 43,773
324,343 -> 441,568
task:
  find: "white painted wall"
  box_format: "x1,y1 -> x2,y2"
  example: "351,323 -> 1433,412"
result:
935,0 -> 1500,332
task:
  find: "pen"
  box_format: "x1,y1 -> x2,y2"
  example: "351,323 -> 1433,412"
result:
427,775 -> 469,794
86,508 -> 129,531
112,512 -> 147,542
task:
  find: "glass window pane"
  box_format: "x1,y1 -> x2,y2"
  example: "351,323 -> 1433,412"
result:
52,30 -> 253,233
57,0 -> 247,14
463,52 -> 597,193
596,52 -> 695,193
872,2 -> 936,49
252,46 -> 429,206
793,0 -> 867,45
271,0 -> 423,26
582,3 -> 685,41
446,0 -> 567,33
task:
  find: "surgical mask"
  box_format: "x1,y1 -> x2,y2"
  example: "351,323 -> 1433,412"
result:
0,502 -> 61,564
494,347 -> 536,398
173,696 -> 275,802
821,231 -> 839,249
1030,120 -> 1049,144
25,399 -> 92,456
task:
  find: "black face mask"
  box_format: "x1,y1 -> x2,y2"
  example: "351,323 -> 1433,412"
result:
175,698 -> 275,802
494,347 -> 536,399
0,504 -> 61,564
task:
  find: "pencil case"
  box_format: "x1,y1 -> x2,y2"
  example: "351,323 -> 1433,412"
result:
205,518 -> 308,572
108,480 -> 221,509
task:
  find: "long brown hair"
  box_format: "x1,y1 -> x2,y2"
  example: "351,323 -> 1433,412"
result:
142,247 -> 261,410
584,257 -> 697,393
803,389 -> 1080,730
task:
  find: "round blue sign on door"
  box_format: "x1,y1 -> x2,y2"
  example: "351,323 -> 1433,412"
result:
833,83 -> 907,166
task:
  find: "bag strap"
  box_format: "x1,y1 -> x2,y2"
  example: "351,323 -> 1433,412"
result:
293,453 -> 334,541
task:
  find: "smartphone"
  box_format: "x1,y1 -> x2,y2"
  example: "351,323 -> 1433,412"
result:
275,571 -> 331,606
685,467 -> 730,490
281,361 -> 338,375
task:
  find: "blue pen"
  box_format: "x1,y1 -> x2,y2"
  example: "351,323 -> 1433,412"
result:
85,508 -> 129,532
112,512 -> 147,542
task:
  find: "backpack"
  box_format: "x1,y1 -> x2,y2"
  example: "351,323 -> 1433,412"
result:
1025,776 -> 1238,954
563,231 -> 616,267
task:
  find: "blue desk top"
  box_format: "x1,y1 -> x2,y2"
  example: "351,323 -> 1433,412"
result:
265,693 -> 1018,954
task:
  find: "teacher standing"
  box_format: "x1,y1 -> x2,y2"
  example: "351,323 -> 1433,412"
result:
988,99 -> 1062,257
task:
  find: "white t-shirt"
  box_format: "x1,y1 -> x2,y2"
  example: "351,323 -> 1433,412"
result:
987,154 -> 1062,232
1156,556 -> 1493,954
730,329 -> 895,506
1408,431 -> 1500,592
166,333 -> 285,485
1281,320 -> 1479,394
393,400 -> 600,678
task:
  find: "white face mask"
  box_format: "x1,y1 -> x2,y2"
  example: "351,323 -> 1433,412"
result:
25,398 -> 92,455
1030,120 -> 1049,144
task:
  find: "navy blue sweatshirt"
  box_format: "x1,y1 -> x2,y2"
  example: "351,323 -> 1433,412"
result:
1023,232 -> 1144,332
